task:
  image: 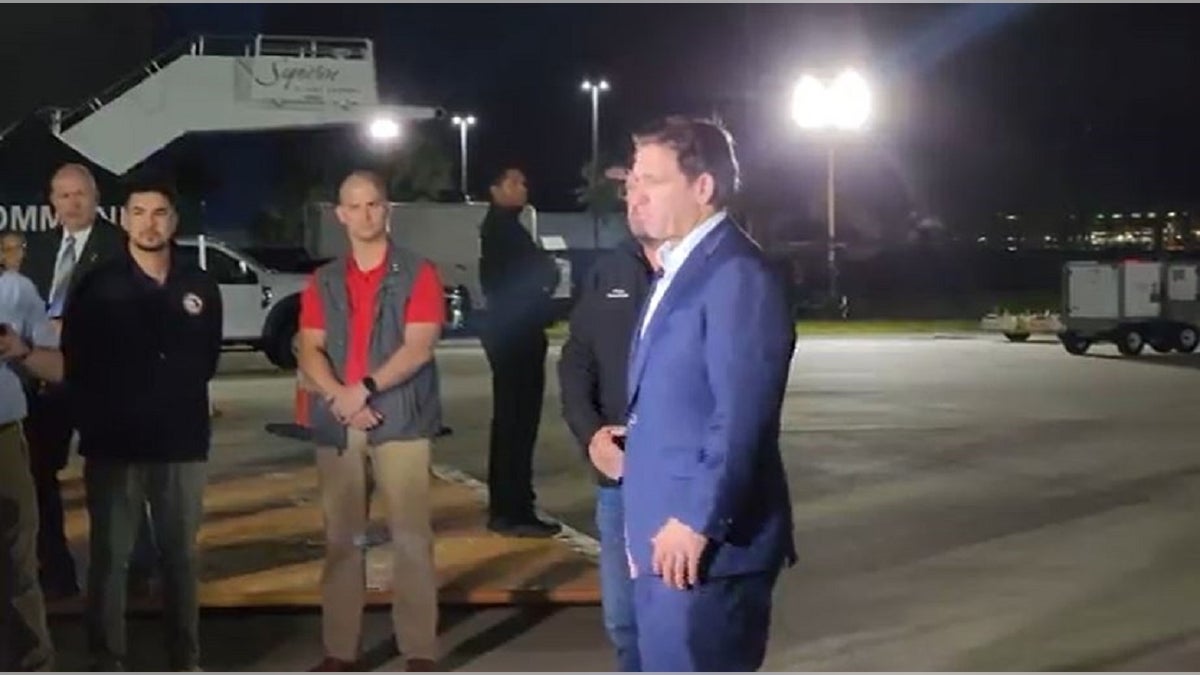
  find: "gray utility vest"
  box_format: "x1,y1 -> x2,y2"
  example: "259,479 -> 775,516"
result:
307,246 -> 443,450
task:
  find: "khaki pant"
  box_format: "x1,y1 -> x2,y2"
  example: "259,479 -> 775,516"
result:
0,421 -> 54,671
317,429 -> 437,662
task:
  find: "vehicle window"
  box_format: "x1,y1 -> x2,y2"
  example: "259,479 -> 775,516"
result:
182,245 -> 257,285
210,249 -> 257,285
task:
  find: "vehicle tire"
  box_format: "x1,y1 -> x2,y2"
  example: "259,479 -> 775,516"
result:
265,321 -> 299,370
1003,332 -> 1031,343
1176,324 -> 1200,354
1115,326 -> 1146,356
1060,331 -> 1090,355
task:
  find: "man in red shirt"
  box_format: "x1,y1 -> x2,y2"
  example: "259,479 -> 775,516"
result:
297,170 -> 445,672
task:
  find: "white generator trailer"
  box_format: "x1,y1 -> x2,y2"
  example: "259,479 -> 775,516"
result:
1058,259 -> 1200,356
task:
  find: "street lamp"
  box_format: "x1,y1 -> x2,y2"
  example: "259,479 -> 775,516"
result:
791,68 -> 871,305
451,114 -> 476,200
581,78 -> 610,174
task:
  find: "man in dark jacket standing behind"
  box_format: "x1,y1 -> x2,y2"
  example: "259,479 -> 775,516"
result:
62,178 -> 222,671
478,166 -> 561,537
557,170 -> 659,670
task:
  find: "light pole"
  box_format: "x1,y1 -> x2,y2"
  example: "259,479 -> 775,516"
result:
791,69 -> 871,306
581,78 -> 610,175
581,78 -> 610,247
451,114 -> 476,200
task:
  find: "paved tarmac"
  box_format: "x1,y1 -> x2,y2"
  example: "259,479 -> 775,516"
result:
48,334 -> 1200,670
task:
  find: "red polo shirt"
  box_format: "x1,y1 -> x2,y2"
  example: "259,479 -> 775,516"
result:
299,256 -> 445,384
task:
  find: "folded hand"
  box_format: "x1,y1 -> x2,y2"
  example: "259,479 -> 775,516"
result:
347,406 -> 383,431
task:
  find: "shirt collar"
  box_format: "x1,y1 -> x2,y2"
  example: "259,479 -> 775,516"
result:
658,210 -> 726,276
62,224 -> 93,249
126,245 -> 181,289
346,245 -> 392,278
617,237 -> 656,273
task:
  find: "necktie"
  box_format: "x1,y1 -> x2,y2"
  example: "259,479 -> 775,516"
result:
47,235 -> 76,318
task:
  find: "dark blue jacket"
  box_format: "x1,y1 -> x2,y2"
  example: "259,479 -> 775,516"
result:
624,218 -> 797,579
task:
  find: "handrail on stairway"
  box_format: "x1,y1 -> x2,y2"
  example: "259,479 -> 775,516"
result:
55,35 -> 200,132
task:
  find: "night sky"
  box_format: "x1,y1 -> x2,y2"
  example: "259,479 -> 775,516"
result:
5,4 -> 1200,233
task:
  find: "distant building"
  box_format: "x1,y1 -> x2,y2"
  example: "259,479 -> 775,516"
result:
977,209 -> 1200,251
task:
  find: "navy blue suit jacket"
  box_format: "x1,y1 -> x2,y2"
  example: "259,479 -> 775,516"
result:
623,217 -> 797,580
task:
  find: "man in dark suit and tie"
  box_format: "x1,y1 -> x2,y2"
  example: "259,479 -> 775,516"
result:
23,163 -> 132,598
26,165 -> 127,311
621,116 -> 797,671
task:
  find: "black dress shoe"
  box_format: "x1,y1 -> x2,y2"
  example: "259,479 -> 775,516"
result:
487,515 -> 562,538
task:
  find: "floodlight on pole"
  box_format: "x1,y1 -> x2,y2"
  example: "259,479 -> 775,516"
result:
790,68 -> 872,305
367,116 -> 401,142
581,78 -> 610,174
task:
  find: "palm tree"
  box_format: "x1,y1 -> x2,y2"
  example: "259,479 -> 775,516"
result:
575,158 -> 623,214
575,158 -> 624,247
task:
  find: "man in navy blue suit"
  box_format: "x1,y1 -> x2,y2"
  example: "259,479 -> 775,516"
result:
622,116 -> 797,671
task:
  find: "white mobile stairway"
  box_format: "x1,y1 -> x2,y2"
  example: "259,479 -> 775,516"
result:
34,34 -> 441,175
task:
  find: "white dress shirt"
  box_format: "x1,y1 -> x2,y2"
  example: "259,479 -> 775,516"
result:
638,210 -> 726,338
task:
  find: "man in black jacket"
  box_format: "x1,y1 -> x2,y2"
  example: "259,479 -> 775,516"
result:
62,177 -> 222,671
478,166 -> 561,537
22,163 -> 142,600
557,176 -> 660,671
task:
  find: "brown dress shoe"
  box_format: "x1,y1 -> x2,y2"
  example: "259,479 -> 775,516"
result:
405,658 -> 439,671
309,657 -> 356,671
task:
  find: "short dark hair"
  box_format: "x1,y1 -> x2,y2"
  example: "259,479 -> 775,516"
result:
489,165 -> 525,188
124,175 -> 179,210
633,116 -> 741,209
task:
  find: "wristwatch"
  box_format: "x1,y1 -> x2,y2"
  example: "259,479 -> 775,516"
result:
362,376 -> 379,397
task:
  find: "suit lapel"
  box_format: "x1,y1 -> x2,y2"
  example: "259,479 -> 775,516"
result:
625,273 -> 659,403
627,218 -> 733,408
76,231 -> 101,277
76,220 -> 119,276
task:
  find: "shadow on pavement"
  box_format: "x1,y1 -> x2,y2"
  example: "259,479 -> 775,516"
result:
49,609 -> 306,671
356,606 -> 563,671
1084,353 -> 1200,370
51,605 -> 566,671
439,606 -> 563,671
